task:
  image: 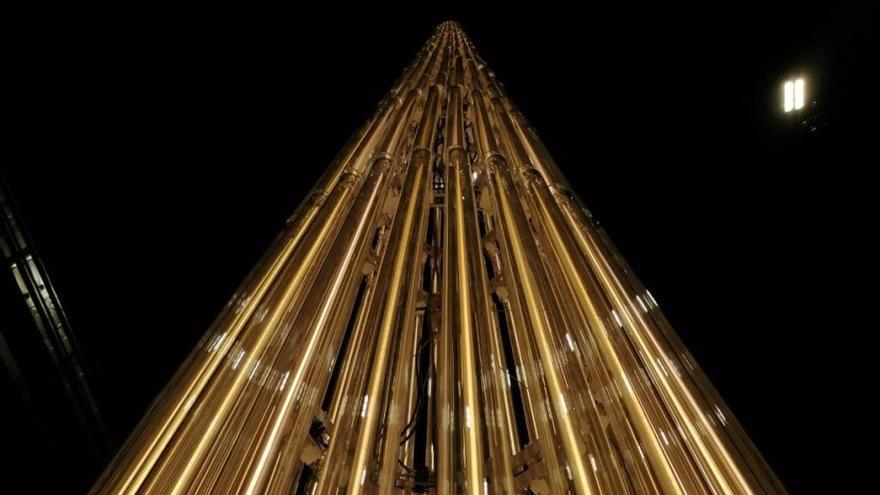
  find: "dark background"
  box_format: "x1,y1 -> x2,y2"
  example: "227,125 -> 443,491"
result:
4,4 -> 875,493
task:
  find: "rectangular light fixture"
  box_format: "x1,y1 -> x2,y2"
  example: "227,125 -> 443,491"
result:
784,78 -> 805,112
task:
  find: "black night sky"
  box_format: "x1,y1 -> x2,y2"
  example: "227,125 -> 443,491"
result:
4,4 -> 876,493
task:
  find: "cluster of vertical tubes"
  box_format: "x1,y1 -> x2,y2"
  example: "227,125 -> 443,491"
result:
92,22 -> 785,494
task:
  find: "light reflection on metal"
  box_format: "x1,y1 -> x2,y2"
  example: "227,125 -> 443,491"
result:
92,22 -> 786,494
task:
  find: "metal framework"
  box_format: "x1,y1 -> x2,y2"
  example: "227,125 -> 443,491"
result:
0,179 -> 109,458
93,22 -> 785,494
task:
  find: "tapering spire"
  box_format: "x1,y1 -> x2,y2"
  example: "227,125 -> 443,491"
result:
92,22 -> 785,495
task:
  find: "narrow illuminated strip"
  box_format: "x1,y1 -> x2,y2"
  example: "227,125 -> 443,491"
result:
794,78 -> 805,110
784,81 -> 794,112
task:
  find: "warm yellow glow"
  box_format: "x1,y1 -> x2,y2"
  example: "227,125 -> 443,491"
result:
90,21 -> 787,495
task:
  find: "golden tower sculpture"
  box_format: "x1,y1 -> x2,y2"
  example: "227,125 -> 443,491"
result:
93,22 -> 785,494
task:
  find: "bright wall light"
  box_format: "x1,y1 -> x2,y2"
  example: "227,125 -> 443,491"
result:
794,79 -> 805,110
783,78 -> 805,112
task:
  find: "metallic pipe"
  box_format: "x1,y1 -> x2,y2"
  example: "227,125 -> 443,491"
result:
233,89 -> 421,495
91,45 -> 420,495
140,86 -> 419,494
92,21 -> 785,495
314,90 -> 446,495
486,95 -> 693,494
443,80 -> 488,495
376,84 -> 442,494
471,89 -> 596,495
344,100 -> 434,495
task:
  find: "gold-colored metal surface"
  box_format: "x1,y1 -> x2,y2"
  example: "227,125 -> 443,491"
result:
92,22 -> 786,494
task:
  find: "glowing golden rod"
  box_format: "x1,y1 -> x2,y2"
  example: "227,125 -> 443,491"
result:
92,21 -> 786,494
